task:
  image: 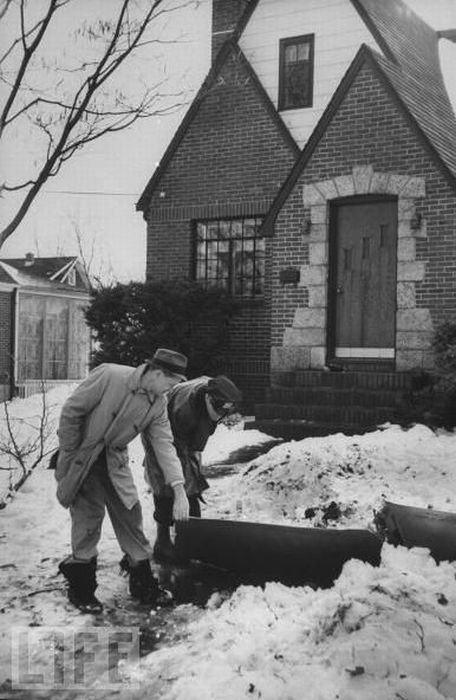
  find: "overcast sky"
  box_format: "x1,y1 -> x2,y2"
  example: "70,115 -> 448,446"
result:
1,0 -> 455,283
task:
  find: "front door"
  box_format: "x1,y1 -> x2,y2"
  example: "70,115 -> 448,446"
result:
331,198 -> 397,360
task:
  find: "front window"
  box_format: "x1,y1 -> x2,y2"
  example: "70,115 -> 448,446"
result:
279,34 -> 314,110
195,217 -> 265,298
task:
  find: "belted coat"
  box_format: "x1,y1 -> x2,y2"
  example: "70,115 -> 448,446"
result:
55,363 -> 184,509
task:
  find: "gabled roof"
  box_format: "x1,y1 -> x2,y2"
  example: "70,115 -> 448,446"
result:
238,0 -> 456,177
0,256 -> 90,291
0,262 -> 17,285
351,0 -> 456,178
261,43 -> 456,234
136,39 -> 299,213
240,0 -> 456,179
260,0 -> 456,231
138,0 -> 456,215
0,260 -> 51,287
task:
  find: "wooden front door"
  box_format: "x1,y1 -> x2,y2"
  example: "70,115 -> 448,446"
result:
331,198 -> 397,359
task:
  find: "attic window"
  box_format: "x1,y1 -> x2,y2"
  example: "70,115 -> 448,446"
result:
278,34 -> 314,110
67,268 -> 76,286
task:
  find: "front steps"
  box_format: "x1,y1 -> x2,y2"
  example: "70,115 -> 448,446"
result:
246,370 -> 412,440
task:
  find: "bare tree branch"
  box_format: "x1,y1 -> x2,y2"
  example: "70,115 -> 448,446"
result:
0,0 -> 197,249
2,178 -> 38,192
0,381 -> 57,508
0,0 -> 63,138
0,0 -> 13,23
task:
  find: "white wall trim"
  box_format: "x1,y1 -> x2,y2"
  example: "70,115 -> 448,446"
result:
336,347 -> 395,358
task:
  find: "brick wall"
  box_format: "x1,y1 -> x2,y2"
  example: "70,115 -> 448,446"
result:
272,62 -> 456,370
144,45 -> 297,398
0,289 -> 13,400
146,220 -> 193,280
145,51 -> 296,227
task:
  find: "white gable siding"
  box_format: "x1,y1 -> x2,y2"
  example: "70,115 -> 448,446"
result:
238,0 -> 381,147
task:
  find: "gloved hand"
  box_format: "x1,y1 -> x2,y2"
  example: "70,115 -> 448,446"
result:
172,482 -> 190,521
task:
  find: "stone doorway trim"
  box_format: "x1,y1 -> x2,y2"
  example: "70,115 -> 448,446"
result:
278,165 -> 430,372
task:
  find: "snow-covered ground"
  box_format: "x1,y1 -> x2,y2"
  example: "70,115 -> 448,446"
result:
0,386 -> 455,699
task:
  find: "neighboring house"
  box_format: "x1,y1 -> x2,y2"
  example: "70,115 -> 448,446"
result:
137,0 -> 456,433
0,254 -> 91,400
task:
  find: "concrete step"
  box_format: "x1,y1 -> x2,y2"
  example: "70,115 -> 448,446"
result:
254,403 -> 397,425
266,386 -> 401,408
245,418 -> 381,441
271,370 -> 412,391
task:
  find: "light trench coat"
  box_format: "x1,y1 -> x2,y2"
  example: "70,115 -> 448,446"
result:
55,363 -> 184,509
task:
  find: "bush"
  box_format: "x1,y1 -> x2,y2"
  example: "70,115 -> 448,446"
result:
397,320 -> 456,429
433,320 -> 456,370
84,279 -> 239,377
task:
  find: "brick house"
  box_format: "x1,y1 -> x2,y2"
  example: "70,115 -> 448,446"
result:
137,0 -> 456,434
0,254 -> 91,400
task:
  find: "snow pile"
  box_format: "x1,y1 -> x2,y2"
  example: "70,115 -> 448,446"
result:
232,424 -> 456,529
125,424 -> 456,700
202,422 -> 278,466
136,544 -> 456,700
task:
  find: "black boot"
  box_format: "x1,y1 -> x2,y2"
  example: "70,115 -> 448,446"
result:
128,559 -> 173,607
58,557 -> 103,614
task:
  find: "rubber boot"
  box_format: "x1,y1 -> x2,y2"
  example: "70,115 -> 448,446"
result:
128,558 -> 173,607
153,523 -> 181,564
58,556 -> 103,614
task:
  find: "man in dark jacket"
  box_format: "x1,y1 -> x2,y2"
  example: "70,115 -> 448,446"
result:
143,375 -> 242,562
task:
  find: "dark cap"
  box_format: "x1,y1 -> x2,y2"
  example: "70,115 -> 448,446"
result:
146,348 -> 188,382
207,375 -> 242,403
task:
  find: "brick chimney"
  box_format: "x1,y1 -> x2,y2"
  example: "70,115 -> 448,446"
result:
211,0 -> 251,62
24,252 -> 35,267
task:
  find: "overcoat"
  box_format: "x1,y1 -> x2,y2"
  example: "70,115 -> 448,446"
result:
55,363 -> 184,509
144,376 -> 216,497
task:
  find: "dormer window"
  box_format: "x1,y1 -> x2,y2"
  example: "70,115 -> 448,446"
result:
278,34 -> 314,111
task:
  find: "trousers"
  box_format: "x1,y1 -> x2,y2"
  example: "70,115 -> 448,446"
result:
69,451 -> 153,563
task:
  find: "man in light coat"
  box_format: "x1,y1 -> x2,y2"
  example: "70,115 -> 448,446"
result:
56,348 -> 190,613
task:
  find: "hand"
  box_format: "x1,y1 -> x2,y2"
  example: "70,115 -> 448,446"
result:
172,483 -> 190,521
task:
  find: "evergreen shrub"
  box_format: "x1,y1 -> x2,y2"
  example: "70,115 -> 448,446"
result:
398,320 -> 456,429
84,279 -> 239,377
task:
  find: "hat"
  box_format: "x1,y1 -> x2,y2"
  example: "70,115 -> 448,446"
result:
207,375 -> 242,403
147,348 -> 188,382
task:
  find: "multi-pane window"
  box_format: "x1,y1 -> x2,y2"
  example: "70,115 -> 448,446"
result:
195,217 -> 265,298
279,34 -> 314,110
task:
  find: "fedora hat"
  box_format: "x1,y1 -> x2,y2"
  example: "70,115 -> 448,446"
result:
147,348 -> 188,382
